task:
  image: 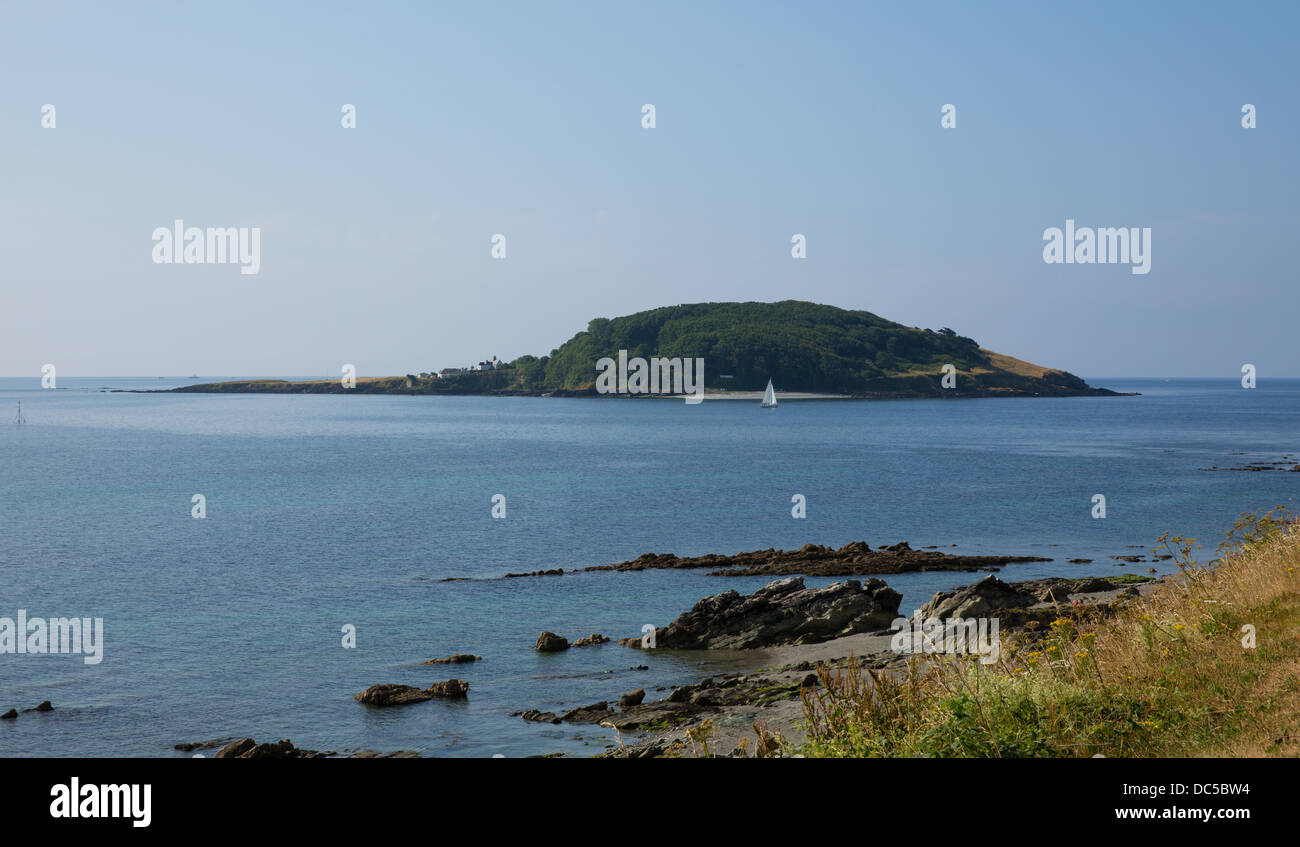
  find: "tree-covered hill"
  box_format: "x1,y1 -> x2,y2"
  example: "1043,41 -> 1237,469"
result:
516,301 -> 1112,397
174,301 -> 1119,398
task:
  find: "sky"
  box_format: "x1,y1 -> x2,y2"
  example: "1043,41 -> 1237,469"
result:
1,0 -> 1296,378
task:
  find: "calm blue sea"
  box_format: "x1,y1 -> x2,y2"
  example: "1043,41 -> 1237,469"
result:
1,377 -> 1297,757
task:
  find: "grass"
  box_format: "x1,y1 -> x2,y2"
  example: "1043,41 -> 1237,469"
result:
797,507 -> 1300,757
1106,573 -> 1153,585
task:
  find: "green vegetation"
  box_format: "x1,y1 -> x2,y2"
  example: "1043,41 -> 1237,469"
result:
795,508 -> 1300,757
176,300 -> 1115,398
524,301 -> 1106,396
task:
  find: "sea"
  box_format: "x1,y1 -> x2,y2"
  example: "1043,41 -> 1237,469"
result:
1,376 -> 1296,757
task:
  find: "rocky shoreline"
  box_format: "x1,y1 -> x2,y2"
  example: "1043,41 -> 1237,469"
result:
486,541 -> 1053,581
592,571 -> 1158,757
162,547 -> 1161,759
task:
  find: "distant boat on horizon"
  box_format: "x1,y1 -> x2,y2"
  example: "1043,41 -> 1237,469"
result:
761,378 -> 777,408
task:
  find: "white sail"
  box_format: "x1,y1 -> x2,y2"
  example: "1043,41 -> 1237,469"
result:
761,379 -> 777,408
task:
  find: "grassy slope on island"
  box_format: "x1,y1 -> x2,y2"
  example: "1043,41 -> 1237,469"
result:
174,301 -> 1118,397
797,508 -> 1300,757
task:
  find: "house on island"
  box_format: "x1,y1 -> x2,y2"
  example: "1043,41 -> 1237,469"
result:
470,355 -> 502,371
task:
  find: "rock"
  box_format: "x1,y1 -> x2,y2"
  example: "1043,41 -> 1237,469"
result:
354,680 -> 469,706
603,700 -> 709,731
512,709 -> 561,724
427,679 -> 470,698
920,574 -> 1036,619
214,737 -> 324,758
19,701 -> 54,714
633,576 -> 901,649
580,540 -> 1050,578
1034,578 -> 1110,603
215,738 -> 257,758
505,568 -> 564,578
0,709 -> 16,720
423,654 -> 481,665
619,689 -> 646,710
1068,558 -> 1093,564
559,701 -> 614,723
534,632 -> 569,652
174,737 -> 233,752
571,633 -> 610,647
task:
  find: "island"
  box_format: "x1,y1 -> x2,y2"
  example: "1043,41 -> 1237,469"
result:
166,301 -> 1128,399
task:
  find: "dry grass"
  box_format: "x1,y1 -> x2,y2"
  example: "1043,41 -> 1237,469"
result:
799,509 -> 1300,757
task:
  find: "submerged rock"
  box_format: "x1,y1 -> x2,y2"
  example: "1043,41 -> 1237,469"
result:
580,540 -> 1051,578
354,680 -> 469,706
423,654 -> 482,665
174,737 -> 233,752
571,633 -> 610,647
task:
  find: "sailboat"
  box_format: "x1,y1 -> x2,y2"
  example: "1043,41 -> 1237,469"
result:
14,401 -> 26,424
760,378 -> 777,408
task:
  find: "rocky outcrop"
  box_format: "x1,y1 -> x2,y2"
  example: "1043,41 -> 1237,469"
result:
423,654 -> 481,665
619,689 -> 646,710
214,738 -> 325,759
511,709 -> 561,724
919,575 -> 1036,619
174,737 -> 233,752
505,568 -> 565,578
918,575 -> 1151,619
624,576 -> 902,650
571,633 -> 610,647
581,540 -> 1049,578
560,702 -> 615,723
354,680 -> 469,706
534,632 -> 569,652
1,701 -> 53,720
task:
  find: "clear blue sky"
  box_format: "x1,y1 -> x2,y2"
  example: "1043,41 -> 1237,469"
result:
2,1 -> 1295,377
